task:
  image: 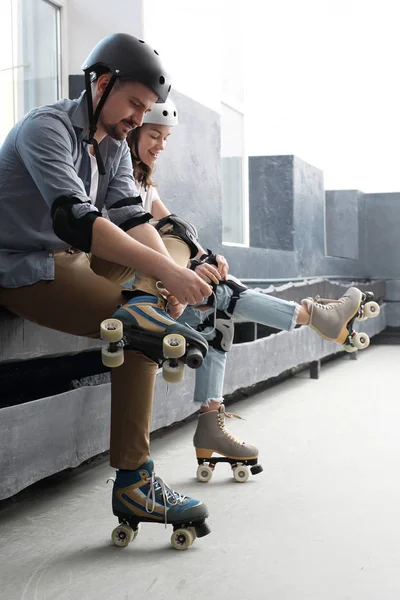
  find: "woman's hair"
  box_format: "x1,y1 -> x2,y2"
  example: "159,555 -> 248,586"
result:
126,128 -> 156,189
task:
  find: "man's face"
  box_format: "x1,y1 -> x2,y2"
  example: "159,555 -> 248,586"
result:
95,76 -> 158,141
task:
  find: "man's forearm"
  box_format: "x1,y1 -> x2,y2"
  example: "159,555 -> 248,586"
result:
126,222 -> 170,258
91,217 -> 173,278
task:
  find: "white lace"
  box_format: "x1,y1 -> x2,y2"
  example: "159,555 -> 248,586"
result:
217,405 -> 245,446
145,472 -> 187,527
310,295 -> 347,310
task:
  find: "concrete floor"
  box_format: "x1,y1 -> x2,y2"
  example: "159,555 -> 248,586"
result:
1,345 -> 400,600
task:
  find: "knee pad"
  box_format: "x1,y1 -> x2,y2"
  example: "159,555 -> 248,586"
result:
51,196 -> 100,252
197,310 -> 235,353
153,213 -> 200,259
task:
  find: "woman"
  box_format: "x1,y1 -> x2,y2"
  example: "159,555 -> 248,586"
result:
127,99 -> 379,482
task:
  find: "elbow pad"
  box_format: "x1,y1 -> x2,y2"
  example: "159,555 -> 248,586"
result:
153,213 -> 200,259
51,196 -> 100,253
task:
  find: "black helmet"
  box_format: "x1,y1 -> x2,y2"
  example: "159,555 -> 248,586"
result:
81,33 -> 171,175
82,33 -> 171,103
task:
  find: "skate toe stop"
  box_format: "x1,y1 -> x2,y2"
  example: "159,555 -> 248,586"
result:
250,464 -> 263,475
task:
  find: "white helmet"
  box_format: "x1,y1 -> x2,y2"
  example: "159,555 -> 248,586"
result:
142,98 -> 178,126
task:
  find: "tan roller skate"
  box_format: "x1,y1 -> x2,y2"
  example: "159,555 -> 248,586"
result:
193,404 -> 263,483
302,287 -> 380,353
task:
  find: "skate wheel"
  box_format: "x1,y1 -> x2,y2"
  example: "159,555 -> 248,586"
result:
163,334 -> 186,359
132,523 -> 141,540
163,359 -> 185,383
355,314 -> 368,322
343,344 -> 357,353
171,528 -> 194,551
352,332 -> 370,350
111,524 -> 134,547
101,318 -> 123,342
233,465 -> 250,483
364,301 -> 380,318
102,347 -> 124,368
196,464 -> 213,483
188,527 -> 197,541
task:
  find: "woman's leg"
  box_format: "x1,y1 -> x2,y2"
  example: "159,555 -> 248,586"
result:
178,305 -> 228,406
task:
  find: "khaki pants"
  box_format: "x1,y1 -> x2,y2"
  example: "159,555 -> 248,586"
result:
0,251 -> 157,470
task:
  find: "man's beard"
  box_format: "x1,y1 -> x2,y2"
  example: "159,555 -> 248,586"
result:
100,118 -> 135,141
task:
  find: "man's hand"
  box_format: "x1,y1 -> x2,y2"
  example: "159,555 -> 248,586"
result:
215,254 -> 229,280
195,263 -> 221,285
161,264 -> 212,305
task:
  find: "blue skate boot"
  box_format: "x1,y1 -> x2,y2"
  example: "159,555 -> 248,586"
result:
100,291 -> 208,382
111,459 -> 211,550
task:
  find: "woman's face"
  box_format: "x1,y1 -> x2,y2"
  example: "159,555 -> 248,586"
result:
137,123 -> 172,167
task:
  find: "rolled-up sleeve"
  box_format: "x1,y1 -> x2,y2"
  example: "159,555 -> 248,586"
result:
105,143 -> 152,230
15,112 -> 98,217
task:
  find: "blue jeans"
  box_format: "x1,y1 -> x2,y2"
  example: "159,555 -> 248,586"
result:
178,276 -> 300,404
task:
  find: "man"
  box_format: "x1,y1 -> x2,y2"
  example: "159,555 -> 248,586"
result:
0,33 -> 211,549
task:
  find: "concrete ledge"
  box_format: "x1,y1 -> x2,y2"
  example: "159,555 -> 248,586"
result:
0,303 -> 387,501
385,302 -> 400,327
0,309 -> 101,364
385,280 -> 400,301
0,384 -> 111,500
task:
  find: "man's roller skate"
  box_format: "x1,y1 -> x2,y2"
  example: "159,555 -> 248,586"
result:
302,287 -> 380,353
110,459 -> 210,551
193,404 -> 263,483
100,292 -> 208,383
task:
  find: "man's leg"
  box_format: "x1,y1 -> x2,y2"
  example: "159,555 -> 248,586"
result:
0,251 -> 210,543
0,251 -> 156,469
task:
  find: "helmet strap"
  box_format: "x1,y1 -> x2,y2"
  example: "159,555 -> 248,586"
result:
84,71 -> 118,175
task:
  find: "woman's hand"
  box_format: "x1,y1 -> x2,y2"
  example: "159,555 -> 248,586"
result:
195,263 -> 221,285
215,254 -> 229,280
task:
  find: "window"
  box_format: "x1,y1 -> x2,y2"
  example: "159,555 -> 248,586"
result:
221,103 -> 248,245
0,0 -> 61,146
220,4 -> 248,245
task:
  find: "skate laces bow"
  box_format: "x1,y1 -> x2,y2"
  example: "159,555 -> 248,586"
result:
146,472 -> 187,526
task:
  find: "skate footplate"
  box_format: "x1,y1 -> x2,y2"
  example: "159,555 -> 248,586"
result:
196,455 -> 263,483
111,514 -> 211,551
343,291 -> 380,353
100,318 -> 208,383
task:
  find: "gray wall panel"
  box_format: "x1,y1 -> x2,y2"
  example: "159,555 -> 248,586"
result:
326,190 -> 360,260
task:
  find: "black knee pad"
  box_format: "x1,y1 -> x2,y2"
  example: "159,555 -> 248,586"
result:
153,213 -> 200,259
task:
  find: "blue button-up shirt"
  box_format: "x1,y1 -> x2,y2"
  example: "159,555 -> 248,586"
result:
0,92 -> 146,288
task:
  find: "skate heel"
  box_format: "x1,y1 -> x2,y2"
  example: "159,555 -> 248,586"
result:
196,448 -> 214,459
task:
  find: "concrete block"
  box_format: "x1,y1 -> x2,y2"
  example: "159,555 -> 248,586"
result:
249,155 -> 294,251
325,190 -> 360,260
